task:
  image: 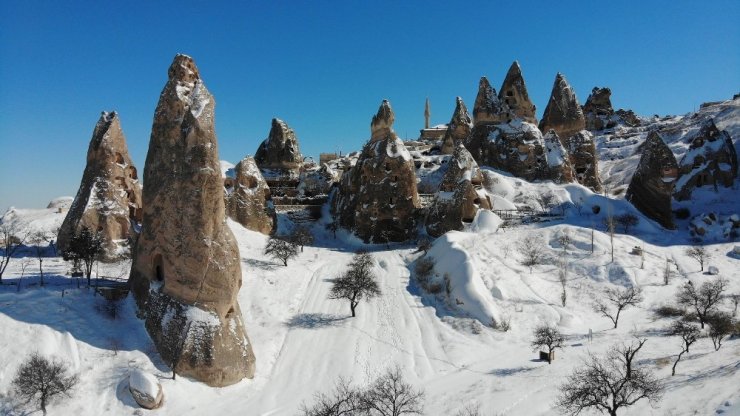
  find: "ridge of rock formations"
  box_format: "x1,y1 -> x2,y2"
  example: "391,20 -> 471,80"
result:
473,77 -> 511,126
426,143 -> 491,237
626,131 -> 679,229
498,61 -> 537,124
129,54 -> 255,387
254,118 -> 303,178
57,111 -> 142,261
333,100 -> 420,243
226,156 -> 275,234
441,97 -> 473,154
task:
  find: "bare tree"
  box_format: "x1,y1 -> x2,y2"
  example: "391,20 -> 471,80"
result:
453,404 -> 482,416
729,293 -> 739,316
684,246 -> 708,272
663,259 -> 672,286
0,222 -> 26,282
675,279 -> 727,328
62,227 -> 103,287
329,252 -> 381,317
516,234 -> 545,274
29,231 -> 48,286
593,286 -> 643,329
558,256 -> 568,307
300,377 -> 363,416
290,225 -> 314,253
326,220 -> 339,240
11,353 -> 79,415
531,323 -> 564,364
537,192 -> 557,215
361,366 -> 425,416
556,231 -> 572,254
668,320 -> 700,376
615,213 -> 639,233
602,212 -> 616,263
706,312 -> 734,351
556,340 -> 663,416
264,236 -> 299,266
17,258 -> 32,292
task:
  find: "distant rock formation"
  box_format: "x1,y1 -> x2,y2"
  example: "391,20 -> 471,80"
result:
298,163 -> 338,197
254,118 -> 303,179
426,143 -> 491,237
582,87 -> 615,131
226,156 -> 275,235
542,131 -> 575,183
540,73 -> 602,192
674,120 -> 738,200
129,54 -> 255,387
57,111 -> 142,261
499,61 -> 537,124
473,77 -> 510,126
441,97 -> 473,154
333,100 -> 420,243
626,131 -> 679,229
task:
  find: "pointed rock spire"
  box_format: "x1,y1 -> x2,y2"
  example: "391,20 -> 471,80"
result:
474,77 -> 510,125
626,131 -> 679,229
226,156 -> 275,235
442,97 -> 473,154
499,61 -> 537,124
539,73 -> 586,139
583,87 -> 616,130
371,99 -> 395,141
254,118 -> 303,175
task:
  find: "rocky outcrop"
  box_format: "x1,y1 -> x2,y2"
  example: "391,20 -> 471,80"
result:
543,131 -> 575,183
57,112 -> 142,261
128,370 -> 163,410
582,87 -> 615,131
129,54 -> 255,387
441,97 -> 473,154
226,156 -> 275,235
333,100 -> 420,243
626,131 -> 679,229
499,61 -> 537,124
298,163 -> 338,197
540,73 -> 602,192
473,77 -> 510,126
674,120 -> 738,200
426,144 -> 491,237
254,118 -> 303,179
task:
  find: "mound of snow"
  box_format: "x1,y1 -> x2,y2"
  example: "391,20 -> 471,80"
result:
128,369 -> 163,409
470,210 -> 502,233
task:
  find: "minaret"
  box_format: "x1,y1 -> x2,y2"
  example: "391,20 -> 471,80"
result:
424,97 -> 430,129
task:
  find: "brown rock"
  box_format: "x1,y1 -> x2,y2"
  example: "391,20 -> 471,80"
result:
674,119 -> 738,200
473,77 -> 510,126
564,131 -> 602,192
498,61 -> 537,124
626,131 -> 678,229
543,130 -> 575,183
539,73 -> 586,140
441,97 -> 473,154
582,87 -> 615,131
298,163 -> 339,197
254,118 -> 303,178
226,156 -> 275,235
129,54 -> 255,387
57,111 -> 142,261
333,100 -> 420,243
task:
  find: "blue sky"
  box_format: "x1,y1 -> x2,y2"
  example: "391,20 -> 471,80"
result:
1,0 -> 738,209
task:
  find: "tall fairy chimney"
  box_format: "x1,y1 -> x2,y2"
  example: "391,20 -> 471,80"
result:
424,97 -> 430,129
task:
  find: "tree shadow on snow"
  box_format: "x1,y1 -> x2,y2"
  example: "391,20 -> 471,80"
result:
285,313 -> 348,329
243,258 -> 280,270
490,366 -> 538,376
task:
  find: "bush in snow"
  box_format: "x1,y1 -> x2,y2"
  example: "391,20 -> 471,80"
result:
531,323 -> 564,364
615,213 -> 639,233
264,236 -> 299,266
414,257 -> 435,290
62,226 -> 104,287
329,251 -> 381,317
707,312 -> 734,351
516,234 -> 545,274
11,353 -> 79,416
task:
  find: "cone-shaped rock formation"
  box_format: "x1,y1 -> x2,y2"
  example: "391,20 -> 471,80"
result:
254,118 -> 303,178
499,61 -> 537,124
129,54 -> 255,386
441,97 -> 473,154
473,77 -> 510,126
57,111 -> 142,261
226,156 -> 275,235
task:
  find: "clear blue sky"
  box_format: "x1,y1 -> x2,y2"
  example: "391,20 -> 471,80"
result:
1,0 -> 738,209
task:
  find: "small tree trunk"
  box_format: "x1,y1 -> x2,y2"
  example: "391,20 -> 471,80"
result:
350,302 -> 356,317
672,350 -> 685,376
39,259 -> 44,287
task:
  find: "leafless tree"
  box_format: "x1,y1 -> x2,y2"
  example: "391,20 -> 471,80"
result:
29,231 -> 48,286
556,339 -> 663,416
684,246 -> 708,272
329,252 -> 381,317
11,353 -> 78,415
17,258 -> 32,293
558,256 -> 568,307
706,312 -> 734,351
360,366 -> 425,416
453,404 -> 482,416
0,222 -> 26,282
290,226 -> 314,253
668,320 -> 700,376
62,227 -> 103,287
516,234 -> 545,274
663,259 -> 672,286
556,231 -> 572,254
264,236 -> 299,266
615,213 -> 639,233
300,377 -> 363,416
729,293 -> 739,316
675,278 -> 727,328
537,192 -> 557,214
602,212 -> 616,263
531,323 -> 564,364
326,220 -> 339,240
593,286 -> 643,329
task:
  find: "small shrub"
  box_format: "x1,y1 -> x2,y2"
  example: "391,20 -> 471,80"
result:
428,283 -> 443,294
653,304 -> 685,319
414,257 -> 435,282
674,207 -> 691,220
496,314 -> 511,332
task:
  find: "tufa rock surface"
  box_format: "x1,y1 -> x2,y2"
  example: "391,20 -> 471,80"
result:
254,118 -> 303,178
426,143 -> 491,237
564,130 -> 602,192
674,119 -> 738,200
542,130 -> 575,183
226,156 -> 276,235
626,131 -> 679,229
333,100 -> 420,243
473,77 -> 510,126
498,61 -> 537,124
57,111 -> 142,261
539,73 -> 587,140
582,87 -> 615,131
129,54 -> 255,387
441,97 -> 473,154
298,163 -> 339,197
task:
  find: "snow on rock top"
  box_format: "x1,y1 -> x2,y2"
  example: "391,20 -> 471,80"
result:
386,136 -> 412,161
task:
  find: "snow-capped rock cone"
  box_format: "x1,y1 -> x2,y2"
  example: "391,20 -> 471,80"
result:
674,119 -> 738,200
332,100 -> 420,243
129,54 -> 255,387
226,156 -> 276,235
254,118 -> 303,178
540,73 -> 602,192
57,111 -> 142,261
626,131 -> 679,229
498,61 -> 537,124
473,77 -> 510,126
426,143 -> 491,237
441,97 -> 473,154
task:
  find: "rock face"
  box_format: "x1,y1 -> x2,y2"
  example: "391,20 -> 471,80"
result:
57,112 -> 142,261
540,73 -> 602,192
298,163 -> 338,197
333,100 -> 420,243
543,131 -> 575,183
473,77 -> 510,126
441,97 -> 473,154
226,156 -> 275,235
426,144 -> 491,237
254,118 -> 303,178
129,54 -> 255,387
498,61 -> 537,124
626,131 -> 679,229
582,87 -> 615,131
674,120 -> 738,200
